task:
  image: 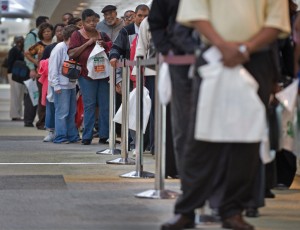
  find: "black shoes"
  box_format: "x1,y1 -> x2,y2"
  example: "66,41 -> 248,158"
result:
265,189 -> 275,198
81,139 -> 91,145
24,123 -> 34,127
245,208 -> 259,218
222,214 -> 254,230
160,214 -> 195,230
98,138 -> 109,144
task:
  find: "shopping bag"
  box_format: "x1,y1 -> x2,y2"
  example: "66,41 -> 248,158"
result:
195,62 -> 266,142
87,43 -> 110,80
158,62 -> 172,105
275,79 -> 299,112
114,87 -> 151,133
24,78 -> 39,106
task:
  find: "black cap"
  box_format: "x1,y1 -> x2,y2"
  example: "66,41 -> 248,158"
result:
101,5 -> 117,13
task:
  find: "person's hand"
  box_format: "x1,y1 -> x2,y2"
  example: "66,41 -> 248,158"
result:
116,82 -> 122,95
97,40 -> 107,48
218,42 -> 249,67
87,37 -> 98,46
110,58 -> 118,68
29,69 -> 38,79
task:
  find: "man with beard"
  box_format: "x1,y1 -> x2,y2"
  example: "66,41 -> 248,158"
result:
96,5 -> 125,42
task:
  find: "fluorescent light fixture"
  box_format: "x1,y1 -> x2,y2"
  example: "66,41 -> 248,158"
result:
15,18 -> 23,23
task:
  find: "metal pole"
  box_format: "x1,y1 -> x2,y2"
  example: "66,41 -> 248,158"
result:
97,66 -> 121,155
121,56 -> 154,178
135,55 -> 177,198
107,59 -> 135,165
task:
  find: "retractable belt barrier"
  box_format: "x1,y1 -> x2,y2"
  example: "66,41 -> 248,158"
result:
103,54 -> 200,199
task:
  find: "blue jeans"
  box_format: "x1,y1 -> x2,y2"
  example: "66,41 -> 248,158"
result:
78,77 -> 109,141
45,99 -> 55,131
53,88 -> 80,143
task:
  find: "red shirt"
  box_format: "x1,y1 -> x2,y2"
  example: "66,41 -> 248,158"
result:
68,31 -> 112,79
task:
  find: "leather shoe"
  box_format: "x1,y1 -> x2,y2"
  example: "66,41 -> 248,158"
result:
222,214 -> 254,230
81,139 -> 91,145
245,208 -> 259,218
265,189 -> 275,198
98,138 -> 109,144
161,214 -> 195,230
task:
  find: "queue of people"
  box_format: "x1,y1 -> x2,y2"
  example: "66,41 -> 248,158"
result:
6,1 -> 299,230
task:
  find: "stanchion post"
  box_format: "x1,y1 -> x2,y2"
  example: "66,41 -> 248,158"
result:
97,66 -> 121,155
135,55 -> 178,198
107,59 -> 135,165
121,56 -> 154,178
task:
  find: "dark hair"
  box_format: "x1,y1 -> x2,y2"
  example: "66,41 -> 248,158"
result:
63,25 -> 78,41
38,22 -> 54,40
135,4 -> 149,13
53,23 -> 65,36
94,13 -> 100,19
63,12 -> 73,18
124,10 -> 135,16
35,16 -> 49,28
68,17 -> 82,25
82,9 -> 96,21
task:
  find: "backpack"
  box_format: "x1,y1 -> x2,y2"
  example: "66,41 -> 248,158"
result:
11,60 -> 30,84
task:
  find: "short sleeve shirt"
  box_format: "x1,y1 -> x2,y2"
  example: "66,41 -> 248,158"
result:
177,0 -> 291,43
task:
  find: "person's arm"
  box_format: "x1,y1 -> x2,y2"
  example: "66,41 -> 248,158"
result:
109,28 -> 127,67
48,45 -> 62,93
24,32 -> 37,71
68,31 -> 97,59
148,0 -> 172,55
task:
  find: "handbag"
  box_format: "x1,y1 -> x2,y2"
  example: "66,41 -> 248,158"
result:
62,60 -> 82,82
11,60 -> 30,84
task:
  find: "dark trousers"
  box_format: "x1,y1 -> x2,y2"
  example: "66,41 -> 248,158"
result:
145,75 -> 155,153
276,149 -> 297,187
35,80 -> 45,129
169,65 -> 193,176
23,92 -> 37,125
174,50 -> 277,220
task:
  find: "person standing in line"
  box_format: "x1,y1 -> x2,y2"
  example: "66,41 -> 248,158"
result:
40,23 -> 65,142
159,1 -> 291,230
68,9 -> 112,145
49,25 -> 80,144
7,36 -> 26,121
23,16 -> 49,128
96,5 -> 125,42
148,0 -> 199,177
24,22 -> 54,130
123,10 -> 136,26
62,13 -> 74,26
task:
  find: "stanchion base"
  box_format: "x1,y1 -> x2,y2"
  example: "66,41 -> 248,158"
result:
120,171 -> 155,178
106,157 -> 135,165
96,148 -> 121,155
135,189 -> 179,199
195,214 -> 221,226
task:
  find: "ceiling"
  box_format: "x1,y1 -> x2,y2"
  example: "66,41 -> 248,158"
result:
0,0 -> 152,49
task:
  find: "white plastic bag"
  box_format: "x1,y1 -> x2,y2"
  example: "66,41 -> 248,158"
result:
158,62 -> 172,105
114,87 -> 151,133
24,78 -> 39,106
260,128 -> 276,164
275,79 -> 299,112
194,62 -> 266,142
87,43 -> 110,80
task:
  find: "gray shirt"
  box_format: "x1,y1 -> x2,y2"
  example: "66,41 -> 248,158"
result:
96,19 -> 125,42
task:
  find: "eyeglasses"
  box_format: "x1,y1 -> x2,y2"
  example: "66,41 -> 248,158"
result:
124,14 -> 134,21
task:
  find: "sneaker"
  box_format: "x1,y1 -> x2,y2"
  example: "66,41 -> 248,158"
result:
43,131 -> 55,142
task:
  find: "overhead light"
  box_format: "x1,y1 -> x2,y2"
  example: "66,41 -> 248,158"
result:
73,11 -> 81,15
15,18 -> 23,23
76,7 -> 85,11
79,3 -> 88,6
1,18 -> 6,22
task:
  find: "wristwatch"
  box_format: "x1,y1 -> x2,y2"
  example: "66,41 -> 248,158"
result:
238,44 -> 249,57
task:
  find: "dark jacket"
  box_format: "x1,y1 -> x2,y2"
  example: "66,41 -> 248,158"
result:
7,46 -> 24,73
109,23 -> 136,60
148,0 -> 198,55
